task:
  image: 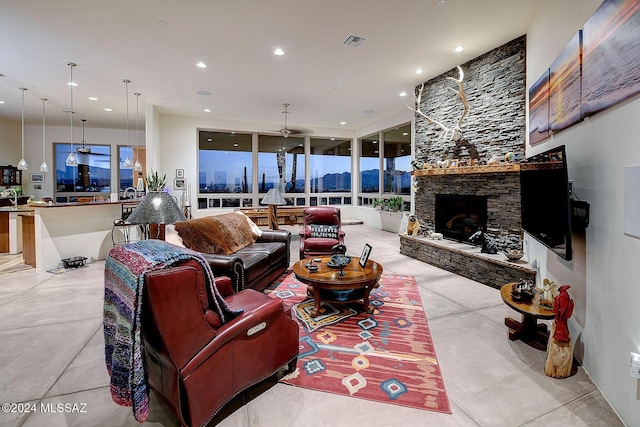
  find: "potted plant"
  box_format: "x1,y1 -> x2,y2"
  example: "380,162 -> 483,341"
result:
389,196 -> 404,212
146,169 -> 167,192
379,197 -> 404,233
373,198 -> 384,210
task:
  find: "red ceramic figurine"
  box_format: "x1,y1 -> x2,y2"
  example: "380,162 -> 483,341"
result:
553,285 -> 574,342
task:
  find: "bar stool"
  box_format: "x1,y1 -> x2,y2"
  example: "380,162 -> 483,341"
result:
111,202 -> 140,246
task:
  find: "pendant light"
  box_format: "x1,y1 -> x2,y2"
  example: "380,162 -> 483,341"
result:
122,79 -> 133,169
17,87 -> 28,170
39,97 -> 49,172
65,62 -> 78,167
133,92 -> 143,171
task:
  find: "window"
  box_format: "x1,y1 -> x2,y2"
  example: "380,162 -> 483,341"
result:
257,135 -> 304,193
309,138 -> 351,192
199,131 -> 252,193
359,133 -> 379,193
118,146 -> 146,192
383,124 -> 411,194
54,143 -> 111,195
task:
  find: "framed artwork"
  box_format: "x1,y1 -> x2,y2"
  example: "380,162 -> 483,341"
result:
582,0 -> 640,118
359,243 -> 372,267
176,169 -> 184,178
174,178 -> 186,189
529,69 -> 550,146
30,173 -> 45,183
549,30 -> 582,134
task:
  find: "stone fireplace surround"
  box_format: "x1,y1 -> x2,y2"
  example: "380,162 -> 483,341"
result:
400,36 -> 529,286
414,168 -> 523,251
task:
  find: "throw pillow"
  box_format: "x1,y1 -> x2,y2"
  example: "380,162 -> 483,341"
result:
310,224 -> 339,239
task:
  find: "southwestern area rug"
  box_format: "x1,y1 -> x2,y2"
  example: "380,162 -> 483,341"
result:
269,273 -> 451,414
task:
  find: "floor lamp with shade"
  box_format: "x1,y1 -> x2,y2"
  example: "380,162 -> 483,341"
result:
261,188 -> 286,230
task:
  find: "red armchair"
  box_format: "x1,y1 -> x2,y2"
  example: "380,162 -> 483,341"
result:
299,206 -> 345,259
142,259 -> 299,427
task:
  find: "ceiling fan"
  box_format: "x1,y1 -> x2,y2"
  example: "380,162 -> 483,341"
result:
75,119 -> 110,157
278,103 -> 307,138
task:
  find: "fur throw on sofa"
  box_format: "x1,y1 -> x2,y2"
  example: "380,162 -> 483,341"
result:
174,213 -> 256,255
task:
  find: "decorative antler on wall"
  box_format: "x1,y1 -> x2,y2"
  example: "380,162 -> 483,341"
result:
407,65 -> 469,142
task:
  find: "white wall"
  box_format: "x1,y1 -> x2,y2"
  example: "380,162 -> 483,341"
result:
528,1 -> 640,424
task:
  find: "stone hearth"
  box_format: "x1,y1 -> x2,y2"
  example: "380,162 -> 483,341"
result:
400,235 -> 535,289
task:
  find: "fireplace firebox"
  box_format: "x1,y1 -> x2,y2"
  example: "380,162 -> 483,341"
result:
435,194 -> 488,242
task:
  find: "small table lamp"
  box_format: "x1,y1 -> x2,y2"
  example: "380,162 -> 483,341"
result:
127,191 -> 186,239
261,188 -> 286,230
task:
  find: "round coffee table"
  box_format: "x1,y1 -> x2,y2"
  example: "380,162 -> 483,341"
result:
292,256 -> 383,317
500,283 -> 555,350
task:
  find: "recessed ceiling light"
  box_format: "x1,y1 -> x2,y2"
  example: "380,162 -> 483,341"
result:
88,97 -> 98,101
208,138 -> 212,142
104,108 -> 112,112
454,45 -> 464,53
274,48 -> 285,56
340,121 -> 346,125
399,91 -> 407,97
203,108 -> 211,113
67,82 -> 77,87
0,101 -> 5,104
438,0 -> 446,5
196,62 -> 207,68
233,143 -> 238,147
373,140 -> 378,144
403,132 -> 408,136
363,109 -> 374,114
197,90 -> 211,96
415,69 -> 423,74
158,20 -> 168,25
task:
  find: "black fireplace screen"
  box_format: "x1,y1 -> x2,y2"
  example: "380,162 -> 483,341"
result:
435,194 -> 488,242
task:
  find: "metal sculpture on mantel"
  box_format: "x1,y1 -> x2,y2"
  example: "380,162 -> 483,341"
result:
407,66 -> 479,160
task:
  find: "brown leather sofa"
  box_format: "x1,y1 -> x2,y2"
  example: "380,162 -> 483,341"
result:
299,206 -> 345,259
169,213 -> 291,292
142,259 -> 299,427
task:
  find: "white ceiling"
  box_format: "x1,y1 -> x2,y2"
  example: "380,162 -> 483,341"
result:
0,0 -> 542,134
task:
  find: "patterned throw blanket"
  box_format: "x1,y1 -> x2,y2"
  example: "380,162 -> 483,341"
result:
103,240 -> 240,422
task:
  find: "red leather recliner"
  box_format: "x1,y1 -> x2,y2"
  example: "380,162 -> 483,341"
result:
299,206 -> 345,259
142,259 -> 299,427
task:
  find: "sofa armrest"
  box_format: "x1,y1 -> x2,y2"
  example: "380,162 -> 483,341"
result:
214,276 -> 235,298
200,253 -> 245,292
181,291 -> 286,377
257,229 -> 291,244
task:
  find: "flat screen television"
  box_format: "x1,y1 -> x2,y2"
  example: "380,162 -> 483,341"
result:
520,145 -> 572,260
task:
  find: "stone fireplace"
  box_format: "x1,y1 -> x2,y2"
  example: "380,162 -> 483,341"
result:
435,194 -> 487,242
415,168 -> 523,250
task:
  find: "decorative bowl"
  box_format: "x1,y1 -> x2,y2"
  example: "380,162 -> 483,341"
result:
504,250 -> 524,262
305,262 -> 319,272
328,254 -> 352,268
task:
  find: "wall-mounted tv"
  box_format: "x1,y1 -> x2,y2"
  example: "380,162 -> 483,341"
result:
520,145 -> 572,260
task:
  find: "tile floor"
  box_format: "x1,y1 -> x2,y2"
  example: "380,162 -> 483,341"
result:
0,224 -> 624,426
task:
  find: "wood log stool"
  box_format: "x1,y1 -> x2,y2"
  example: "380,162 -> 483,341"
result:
544,321 -> 575,378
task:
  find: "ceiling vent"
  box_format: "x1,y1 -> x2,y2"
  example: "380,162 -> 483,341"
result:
343,35 -> 367,47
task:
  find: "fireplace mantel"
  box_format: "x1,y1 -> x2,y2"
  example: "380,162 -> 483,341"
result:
412,163 -> 520,177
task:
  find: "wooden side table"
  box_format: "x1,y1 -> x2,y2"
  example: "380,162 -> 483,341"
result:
500,283 -> 555,350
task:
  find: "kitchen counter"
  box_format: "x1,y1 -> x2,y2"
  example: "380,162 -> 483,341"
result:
0,205 -> 33,254
29,200 -> 141,272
